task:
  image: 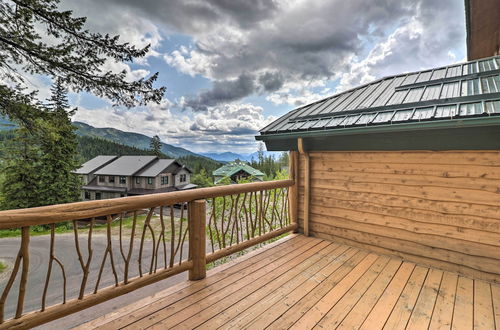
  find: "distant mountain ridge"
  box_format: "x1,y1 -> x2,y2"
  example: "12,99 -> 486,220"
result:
73,121 -> 201,159
200,150 -> 281,162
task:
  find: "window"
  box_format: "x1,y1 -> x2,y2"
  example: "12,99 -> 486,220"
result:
95,192 -> 102,200
108,176 -> 115,183
84,191 -> 91,200
120,193 -> 125,198
147,177 -> 153,185
180,174 -> 187,182
98,176 -> 105,183
161,176 -> 168,185
135,177 -> 141,184
119,176 -> 126,184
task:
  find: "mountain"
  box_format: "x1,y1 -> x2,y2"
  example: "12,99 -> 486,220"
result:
73,121 -> 200,159
200,150 -> 282,162
200,152 -> 245,162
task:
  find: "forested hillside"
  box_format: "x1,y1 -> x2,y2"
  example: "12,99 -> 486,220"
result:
77,135 -> 168,161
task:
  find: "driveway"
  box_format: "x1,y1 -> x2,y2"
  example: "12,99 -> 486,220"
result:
0,233 -> 188,328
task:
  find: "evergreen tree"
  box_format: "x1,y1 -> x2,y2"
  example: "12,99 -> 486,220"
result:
0,0 -> 165,125
36,79 -> 81,206
150,135 -> 162,157
0,127 -> 43,209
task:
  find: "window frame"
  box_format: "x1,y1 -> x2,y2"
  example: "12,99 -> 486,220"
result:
135,177 -> 141,184
95,192 -> 102,200
108,176 -> 115,183
119,176 -> 126,184
98,176 -> 105,183
147,177 -> 153,185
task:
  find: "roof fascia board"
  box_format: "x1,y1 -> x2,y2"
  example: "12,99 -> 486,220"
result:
256,116 -> 500,141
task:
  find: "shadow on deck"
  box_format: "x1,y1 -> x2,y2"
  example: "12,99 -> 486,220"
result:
78,234 -> 499,329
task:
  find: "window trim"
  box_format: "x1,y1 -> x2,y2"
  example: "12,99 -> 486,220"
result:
147,177 -> 153,185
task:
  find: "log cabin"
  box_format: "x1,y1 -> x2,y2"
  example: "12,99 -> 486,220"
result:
0,1 -> 499,329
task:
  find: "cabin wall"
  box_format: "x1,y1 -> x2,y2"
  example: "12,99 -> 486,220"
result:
297,150 -> 500,283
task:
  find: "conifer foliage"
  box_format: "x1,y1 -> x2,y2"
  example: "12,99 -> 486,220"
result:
0,80 -> 81,209
149,135 -> 162,157
0,0 -> 165,124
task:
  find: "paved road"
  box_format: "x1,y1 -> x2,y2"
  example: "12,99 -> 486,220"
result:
0,234 -> 188,328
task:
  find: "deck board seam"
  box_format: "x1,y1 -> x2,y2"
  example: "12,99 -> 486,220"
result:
142,239 -> 328,329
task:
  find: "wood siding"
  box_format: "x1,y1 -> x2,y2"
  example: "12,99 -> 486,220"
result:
297,151 -> 500,283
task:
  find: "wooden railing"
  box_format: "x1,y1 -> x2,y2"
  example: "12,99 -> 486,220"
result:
0,179 -> 296,329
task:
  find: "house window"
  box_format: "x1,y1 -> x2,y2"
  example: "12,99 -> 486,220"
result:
147,177 -> 153,185
180,174 -> 187,183
135,177 -> 141,184
108,176 -> 115,183
119,176 -> 126,184
98,176 -> 105,183
84,191 -> 91,200
161,176 -> 168,185
95,192 -> 102,200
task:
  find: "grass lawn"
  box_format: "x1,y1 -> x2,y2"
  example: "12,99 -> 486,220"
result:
0,261 -> 6,273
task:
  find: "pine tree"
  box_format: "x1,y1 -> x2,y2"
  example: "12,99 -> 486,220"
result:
150,135 -> 162,157
0,127 -> 43,210
36,79 -> 81,206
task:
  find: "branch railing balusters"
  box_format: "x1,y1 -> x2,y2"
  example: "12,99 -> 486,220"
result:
0,179 -> 296,329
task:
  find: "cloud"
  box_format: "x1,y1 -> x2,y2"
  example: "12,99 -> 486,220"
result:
183,73 -> 256,111
73,99 -> 275,153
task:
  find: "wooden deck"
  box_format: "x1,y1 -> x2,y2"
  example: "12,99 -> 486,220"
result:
81,234 -> 500,330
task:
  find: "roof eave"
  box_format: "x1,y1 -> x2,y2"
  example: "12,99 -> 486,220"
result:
256,116 -> 500,141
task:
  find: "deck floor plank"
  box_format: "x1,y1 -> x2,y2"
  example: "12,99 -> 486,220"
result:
336,259 -> 404,329
473,281 -> 496,329
177,242 -> 343,329
128,237 -> 322,329
260,250 -> 370,330
313,256 -> 396,329
452,276 -> 474,330
149,240 -> 331,329
429,272 -> 459,330
79,236 -> 497,330
94,234 -> 308,330
212,245 -> 354,330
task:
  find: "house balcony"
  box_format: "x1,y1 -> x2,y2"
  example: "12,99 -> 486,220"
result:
0,151 -> 498,329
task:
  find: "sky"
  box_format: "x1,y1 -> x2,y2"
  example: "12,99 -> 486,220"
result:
28,0 -> 467,154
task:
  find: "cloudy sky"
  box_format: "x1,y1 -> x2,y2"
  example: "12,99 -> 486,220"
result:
41,0 -> 466,153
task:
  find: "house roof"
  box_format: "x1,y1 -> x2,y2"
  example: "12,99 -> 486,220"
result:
258,55 -> 500,138
134,159 -> 176,177
213,162 -> 265,178
94,155 -> 158,176
75,155 -> 118,174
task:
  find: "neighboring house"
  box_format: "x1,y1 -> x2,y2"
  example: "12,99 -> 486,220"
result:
213,160 -> 265,184
75,155 -> 196,200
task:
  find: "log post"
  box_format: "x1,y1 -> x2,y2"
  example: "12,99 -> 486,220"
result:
298,138 -> 310,236
288,151 -> 299,232
188,199 -> 206,280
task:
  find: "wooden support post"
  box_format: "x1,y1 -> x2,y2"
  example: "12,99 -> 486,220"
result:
297,138 -> 310,236
188,199 -> 206,281
16,227 -> 30,319
288,151 -> 299,232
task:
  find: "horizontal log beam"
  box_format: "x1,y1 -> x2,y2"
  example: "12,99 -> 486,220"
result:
0,261 -> 193,330
206,223 -> 298,263
0,180 -> 294,229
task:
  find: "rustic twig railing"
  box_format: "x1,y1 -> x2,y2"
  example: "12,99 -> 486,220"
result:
0,179 -> 296,329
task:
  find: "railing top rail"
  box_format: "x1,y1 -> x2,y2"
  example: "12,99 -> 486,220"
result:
0,179 -> 294,229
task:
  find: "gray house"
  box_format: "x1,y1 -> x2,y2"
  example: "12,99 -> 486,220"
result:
75,155 -> 196,200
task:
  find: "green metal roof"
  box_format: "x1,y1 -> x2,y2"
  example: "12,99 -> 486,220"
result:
213,162 -> 265,178
258,55 -> 500,141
